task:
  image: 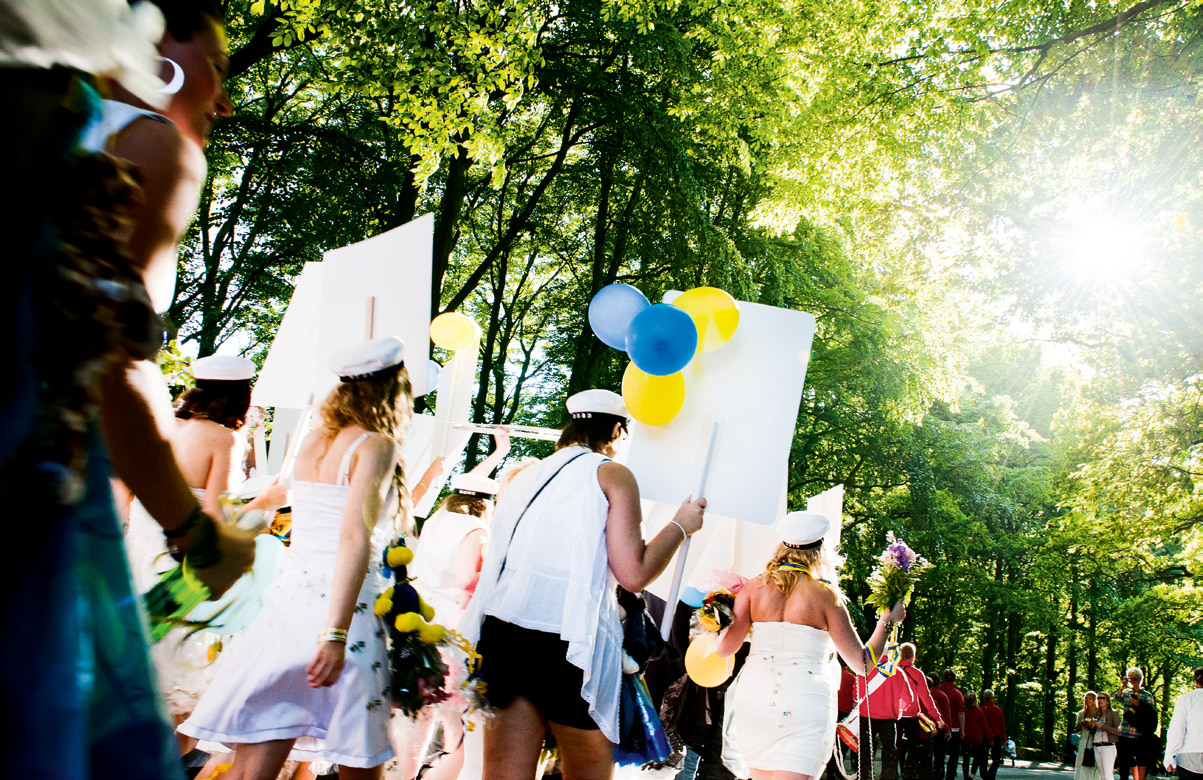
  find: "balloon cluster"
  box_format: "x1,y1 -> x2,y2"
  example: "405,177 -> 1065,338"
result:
378,540 -> 451,717
587,284 -> 741,426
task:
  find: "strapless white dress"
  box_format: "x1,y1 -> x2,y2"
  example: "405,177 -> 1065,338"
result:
723,622 -> 840,776
179,435 -> 394,767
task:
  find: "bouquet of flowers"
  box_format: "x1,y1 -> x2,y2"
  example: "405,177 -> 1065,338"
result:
865,532 -> 931,613
696,590 -> 736,633
378,540 -> 452,717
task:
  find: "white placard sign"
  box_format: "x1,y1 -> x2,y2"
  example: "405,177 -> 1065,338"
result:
253,262 -> 324,409
318,214 -> 434,399
625,295 -> 816,525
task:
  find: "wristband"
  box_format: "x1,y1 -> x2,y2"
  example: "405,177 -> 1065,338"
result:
318,627 -> 348,643
668,519 -> 688,542
167,506 -> 222,568
163,503 -> 202,539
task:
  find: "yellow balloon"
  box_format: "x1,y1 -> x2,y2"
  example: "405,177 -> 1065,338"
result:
673,287 -> 740,353
685,634 -> 734,688
430,312 -> 481,351
622,364 -> 685,426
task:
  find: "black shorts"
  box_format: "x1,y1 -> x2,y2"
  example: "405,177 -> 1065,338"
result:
476,616 -> 600,731
1118,736 -> 1152,768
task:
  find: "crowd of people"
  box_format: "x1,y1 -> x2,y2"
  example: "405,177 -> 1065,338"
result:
7,2 -> 1203,780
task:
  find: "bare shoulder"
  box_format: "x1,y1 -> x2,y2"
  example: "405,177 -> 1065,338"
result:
111,117 -> 204,187
597,460 -> 636,489
357,430 -> 401,465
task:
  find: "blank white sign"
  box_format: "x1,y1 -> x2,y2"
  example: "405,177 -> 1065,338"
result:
625,295 -> 816,526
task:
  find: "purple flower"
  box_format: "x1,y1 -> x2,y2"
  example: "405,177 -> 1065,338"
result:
886,540 -> 916,571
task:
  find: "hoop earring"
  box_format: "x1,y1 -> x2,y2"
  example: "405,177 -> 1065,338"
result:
158,57 -> 185,95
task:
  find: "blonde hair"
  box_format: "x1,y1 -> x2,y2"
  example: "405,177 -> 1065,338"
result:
764,542 -> 845,602
317,364 -> 413,511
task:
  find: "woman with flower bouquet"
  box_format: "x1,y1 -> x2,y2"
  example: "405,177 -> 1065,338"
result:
716,512 -> 910,780
180,336 -> 412,779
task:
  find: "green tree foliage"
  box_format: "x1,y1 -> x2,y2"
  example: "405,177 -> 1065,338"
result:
163,0 -> 1203,754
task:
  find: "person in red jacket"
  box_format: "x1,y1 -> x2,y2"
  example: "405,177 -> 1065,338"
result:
895,645 -> 945,780
935,670 -> 967,780
981,689 -> 1007,780
859,663 -> 903,780
930,676 -> 952,779
962,692 -> 994,780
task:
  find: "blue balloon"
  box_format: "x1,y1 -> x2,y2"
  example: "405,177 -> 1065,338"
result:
626,303 -> 698,376
681,586 -> 707,608
426,359 -> 442,394
589,283 -> 650,351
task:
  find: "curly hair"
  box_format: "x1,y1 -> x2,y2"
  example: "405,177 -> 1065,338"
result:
175,379 -> 252,430
316,364 -> 414,507
763,541 -> 845,603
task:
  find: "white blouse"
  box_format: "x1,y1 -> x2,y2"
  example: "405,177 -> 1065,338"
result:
410,508 -> 486,629
460,445 -> 624,741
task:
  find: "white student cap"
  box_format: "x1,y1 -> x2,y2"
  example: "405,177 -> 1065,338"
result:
330,336 -> 405,381
193,355 -> 256,381
451,473 -> 500,497
566,389 -> 629,420
778,511 -> 831,550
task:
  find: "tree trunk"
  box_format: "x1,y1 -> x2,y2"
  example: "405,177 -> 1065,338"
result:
1043,618 -> 1059,756
430,147 -> 471,316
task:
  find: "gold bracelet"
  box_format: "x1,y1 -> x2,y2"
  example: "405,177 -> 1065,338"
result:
317,627 -> 348,643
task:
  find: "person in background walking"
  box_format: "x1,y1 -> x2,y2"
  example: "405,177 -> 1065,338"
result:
1074,691 -> 1102,780
1116,668 -> 1158,780
931,676 -> 952,780
936,670 -> 967,780
1093,692 -> 1123,780
981,690 -> 1007,780
1164,667 -> 1203,780
962,693 -> 992,780
896,644 -> 944,780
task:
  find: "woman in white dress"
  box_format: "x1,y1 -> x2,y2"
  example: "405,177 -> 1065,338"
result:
180,335 -> 412,780
461,389 -> 706,780
1074,692 -> 1102,780
718,511 -> 907,780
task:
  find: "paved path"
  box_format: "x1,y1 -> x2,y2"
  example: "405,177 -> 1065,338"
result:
615,759 -> 1077,779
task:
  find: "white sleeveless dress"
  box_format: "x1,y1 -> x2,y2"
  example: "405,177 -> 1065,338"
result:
410,508 -> 486,630
723,622 -> 840,776
179,434 -> 394,767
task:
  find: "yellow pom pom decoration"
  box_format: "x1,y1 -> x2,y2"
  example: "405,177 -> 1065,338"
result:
387,546 -> 414,567
374,596 -> 393,616
419,623 -> 445,644
418,597 -> 435,622
394,612 -> 422,633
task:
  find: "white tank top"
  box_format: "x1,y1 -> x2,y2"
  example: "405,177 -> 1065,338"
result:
78,99 -> 178,313
460,445 -> 624,741
410,508 -> 486,629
